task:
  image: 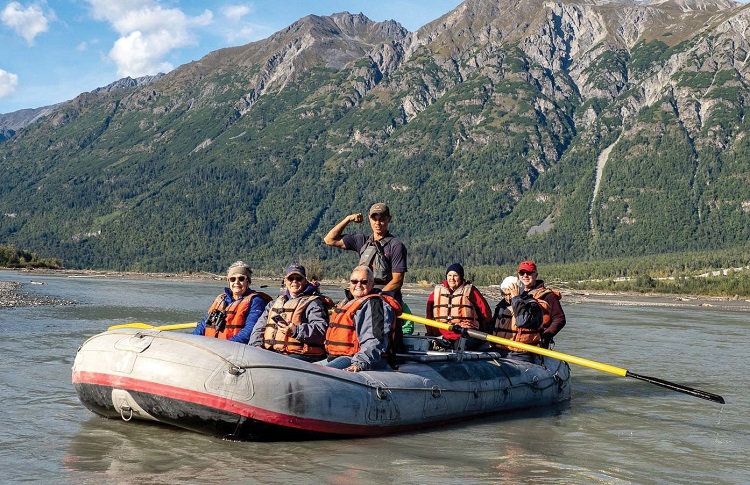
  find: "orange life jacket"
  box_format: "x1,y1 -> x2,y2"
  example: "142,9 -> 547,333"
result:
204,292 -> 272,340
528,286 -> 561,329
324,293 -> 401,357
261,294 -> 332,357
494,298 -> 548,352
431,283 -> 480,330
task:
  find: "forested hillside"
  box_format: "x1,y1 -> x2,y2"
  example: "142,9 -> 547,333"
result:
1,0 -> 750,278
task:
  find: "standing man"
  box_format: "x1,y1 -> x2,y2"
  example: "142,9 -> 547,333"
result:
324,203 -> 407,303
516,260 -> 565,347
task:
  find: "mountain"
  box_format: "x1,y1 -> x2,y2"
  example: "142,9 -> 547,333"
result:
0,74 -> 163,141
1,0 -> 750,275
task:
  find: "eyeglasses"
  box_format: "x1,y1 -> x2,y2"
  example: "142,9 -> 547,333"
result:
518,271 -> 535,276
228,275 -> 248,283
350,279 -> 369,285
287,276 -> 304,282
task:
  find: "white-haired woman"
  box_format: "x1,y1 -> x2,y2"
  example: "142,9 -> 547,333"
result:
490,275 -> 544,363
192,261 -> 272,344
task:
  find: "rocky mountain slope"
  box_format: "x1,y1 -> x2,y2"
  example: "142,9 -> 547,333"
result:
1,0 -> 749,274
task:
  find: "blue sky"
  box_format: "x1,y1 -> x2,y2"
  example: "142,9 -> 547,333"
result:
0,0 -> 463,114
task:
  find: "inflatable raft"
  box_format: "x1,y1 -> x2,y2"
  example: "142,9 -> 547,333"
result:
72,329 -> 571,439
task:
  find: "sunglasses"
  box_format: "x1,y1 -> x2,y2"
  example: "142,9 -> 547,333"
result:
287,275 -> 304,282
350,279 -> 369,285
228,275 -> 248,283
518,271 -> 535,276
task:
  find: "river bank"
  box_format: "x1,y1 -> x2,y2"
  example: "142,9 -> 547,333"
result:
3,267 -> 750,312
0,280 -> 76,308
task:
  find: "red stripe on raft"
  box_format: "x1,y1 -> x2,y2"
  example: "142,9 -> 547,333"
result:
72,370 -> 413,436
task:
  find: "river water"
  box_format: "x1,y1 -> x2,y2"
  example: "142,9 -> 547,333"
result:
0,270 -> 748,484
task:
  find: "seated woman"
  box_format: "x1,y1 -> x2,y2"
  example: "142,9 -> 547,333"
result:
425,263 -> 492,351
249,264 -> 332,362
491,275 -> 544,363
193,261 -> 272,343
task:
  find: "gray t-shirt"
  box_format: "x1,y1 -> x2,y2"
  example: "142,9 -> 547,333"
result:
342,233 -> 408,277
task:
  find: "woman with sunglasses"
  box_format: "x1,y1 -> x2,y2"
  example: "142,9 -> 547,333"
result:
249,264 -> 333,362
192,261 -> 272,343
516,260 -> 566,348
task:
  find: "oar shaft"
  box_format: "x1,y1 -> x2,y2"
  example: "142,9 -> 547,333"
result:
402,313 -> 627,377
400,312 -> 725,404
108,322 -> 197,331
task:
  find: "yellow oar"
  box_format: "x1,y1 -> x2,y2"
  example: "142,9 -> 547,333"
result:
107,322 -> 198,331
400,312 -> 725,404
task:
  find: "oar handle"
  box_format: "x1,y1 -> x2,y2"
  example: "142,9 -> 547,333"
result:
399,312 -> 726,404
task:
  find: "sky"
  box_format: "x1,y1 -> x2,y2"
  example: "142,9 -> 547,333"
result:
0,0 -> 463,114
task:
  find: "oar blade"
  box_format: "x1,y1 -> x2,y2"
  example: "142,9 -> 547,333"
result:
626,371 -> 725,404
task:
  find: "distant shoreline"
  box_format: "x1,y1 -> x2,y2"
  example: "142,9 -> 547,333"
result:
3,267 -> 750,312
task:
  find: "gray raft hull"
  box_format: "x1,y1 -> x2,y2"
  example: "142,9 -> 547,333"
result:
72,329 -> 571,439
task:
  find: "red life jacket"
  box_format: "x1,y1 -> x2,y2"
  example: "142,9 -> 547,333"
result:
431,283 -> 480,330
261,294 -> 332,357
324,293 -> 401,357
204,292 -> 271,340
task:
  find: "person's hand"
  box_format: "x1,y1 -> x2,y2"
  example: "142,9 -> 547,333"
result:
345,362 -> 364,372
348,213 -> 364,224
508,282 -> 521,298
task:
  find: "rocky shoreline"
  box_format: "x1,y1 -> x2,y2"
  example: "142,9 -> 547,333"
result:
3,268 -> 750,311
0,281 -> 76,308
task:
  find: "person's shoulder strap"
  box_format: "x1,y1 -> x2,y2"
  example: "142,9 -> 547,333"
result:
250,291 -> 273,304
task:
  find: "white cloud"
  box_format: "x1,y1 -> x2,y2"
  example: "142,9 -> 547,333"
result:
1,1 -> 51,45
0,69 -> 19,98
85,0 -> 213,77
220,4 -> 256,43
221,5 -> 253,22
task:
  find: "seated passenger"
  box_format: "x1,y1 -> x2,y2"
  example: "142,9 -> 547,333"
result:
321,265 -> 402,372
491,276 -> 544,363
193,261 -> 272,344
249,264 -> 333,362
425,263 -> 492,351
517,260 -> 565,348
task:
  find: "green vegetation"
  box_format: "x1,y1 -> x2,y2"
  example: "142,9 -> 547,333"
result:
0,244 -> 62,269
1,14 -> 750,298
409,246 -> 750,298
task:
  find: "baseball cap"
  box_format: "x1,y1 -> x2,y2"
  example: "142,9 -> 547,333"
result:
285,264 -> 306,278
369,203 -> 390,216
518,260 -> 537,273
